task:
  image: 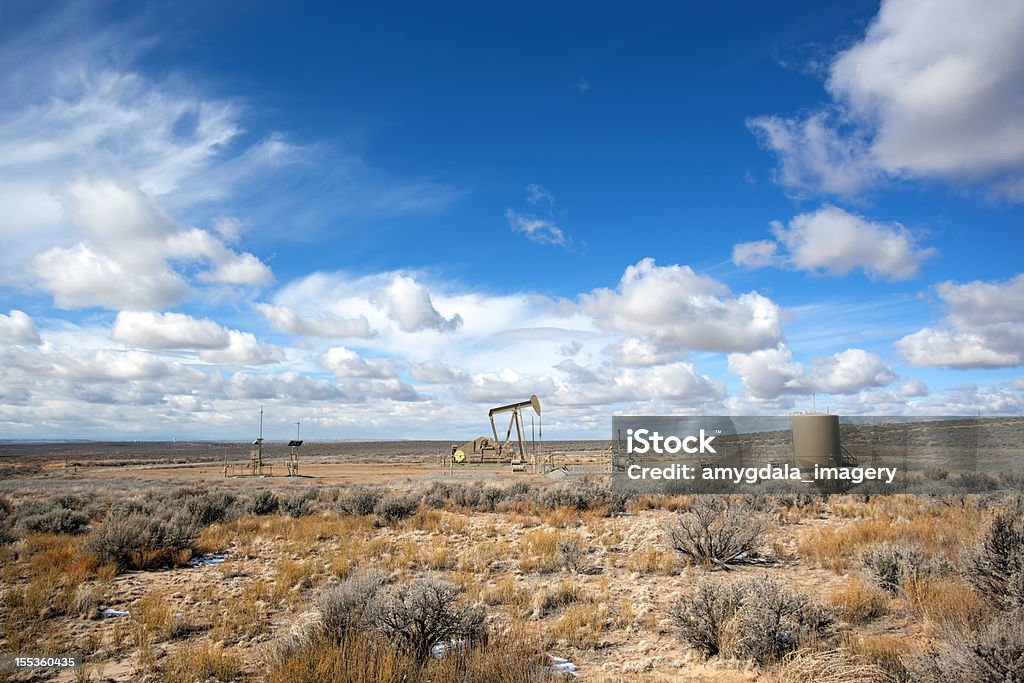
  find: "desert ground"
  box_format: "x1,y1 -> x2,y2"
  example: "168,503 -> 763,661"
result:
0,426 -> 1022,682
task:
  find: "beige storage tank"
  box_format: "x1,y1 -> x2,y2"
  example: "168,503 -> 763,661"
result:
791,413 -> 842,469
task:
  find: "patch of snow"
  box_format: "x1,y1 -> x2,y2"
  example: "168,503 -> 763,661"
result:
431,639 -> 467,659
186,553 -> 230,568
549,655 -> 578,677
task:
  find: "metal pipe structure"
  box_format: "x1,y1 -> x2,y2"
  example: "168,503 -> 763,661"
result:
488,395 -> 541,465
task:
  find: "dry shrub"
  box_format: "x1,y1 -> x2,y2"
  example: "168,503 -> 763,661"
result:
315,570 -> 388,637
914,611 -> 1024,682
768,649 -> 898,683
861,542 -> 936,594
965,509 -> 1024,610
280,490 -> 318,518
670,574 -> 832,664
665,497 -> 767,567
373,493 -> 420,525
301,573 -> 485,665
337,486 -> 383,516
86,509 -> 200,571
175,487 -> 238,525
0,497 -> 13,545
556,534 -> 585,573
367,576 -> 486,664
19,505 -> 90,535
241,489 -> 277,515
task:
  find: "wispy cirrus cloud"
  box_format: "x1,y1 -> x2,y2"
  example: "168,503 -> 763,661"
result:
505,209 -> 569,247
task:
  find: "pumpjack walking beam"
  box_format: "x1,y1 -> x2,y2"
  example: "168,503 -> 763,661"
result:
488,395 -> 541,464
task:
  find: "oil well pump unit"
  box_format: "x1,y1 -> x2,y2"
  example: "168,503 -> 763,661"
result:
451,394 -> 542,471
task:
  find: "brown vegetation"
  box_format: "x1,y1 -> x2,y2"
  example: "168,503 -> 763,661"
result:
0,455 -> 1023,681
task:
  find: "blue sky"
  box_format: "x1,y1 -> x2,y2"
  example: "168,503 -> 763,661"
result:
1,0 -> 1022,439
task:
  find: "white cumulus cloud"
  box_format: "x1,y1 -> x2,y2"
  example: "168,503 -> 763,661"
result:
112,311 -> 230,350
734,205 -> 934,280
731,239 -> 779,269
0,310 -> 42,345
750,0 -> 1024,199
197,331 -> 283,366
374,275 -> 463,333
253,303 -> 375,338
729,345 -> 896,399
320,346 -> 396,379
896,274 -> 1024,368
32,180 -> 273,310
580,258 -> 782,353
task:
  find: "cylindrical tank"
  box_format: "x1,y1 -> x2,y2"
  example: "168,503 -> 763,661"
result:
791,414 -> 842,470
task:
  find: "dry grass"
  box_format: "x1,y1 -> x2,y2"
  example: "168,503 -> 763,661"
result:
827,579 -> 890,624
628,493 -> 692,513
457,539 -> 505,574
538,504 -> 584,528
518,528 -> 564,573
1,534 -> 101,650
533,577 -> 587,616
481,575 -> 531,609
545,603 -> 608,650
767,648 -> 898,683
903,575 -> 991,631
797,500 -> 981,572
625,547 -> 679,575
4,484 -> 1022,682
209,588 -> 271,644
265,631 -> 417,683
161,640 -> 243,683
271,557 -> 319,604
401,507 -> 444,532
130,592 -> 198,644
842,633 -> 913,681
266,627 -> 555,683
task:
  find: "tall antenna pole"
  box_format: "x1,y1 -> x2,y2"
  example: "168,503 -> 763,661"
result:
259,405 -> 264,440
295,421 -> 301,441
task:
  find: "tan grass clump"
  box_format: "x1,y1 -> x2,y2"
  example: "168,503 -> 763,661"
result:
768,648 -> 898,683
